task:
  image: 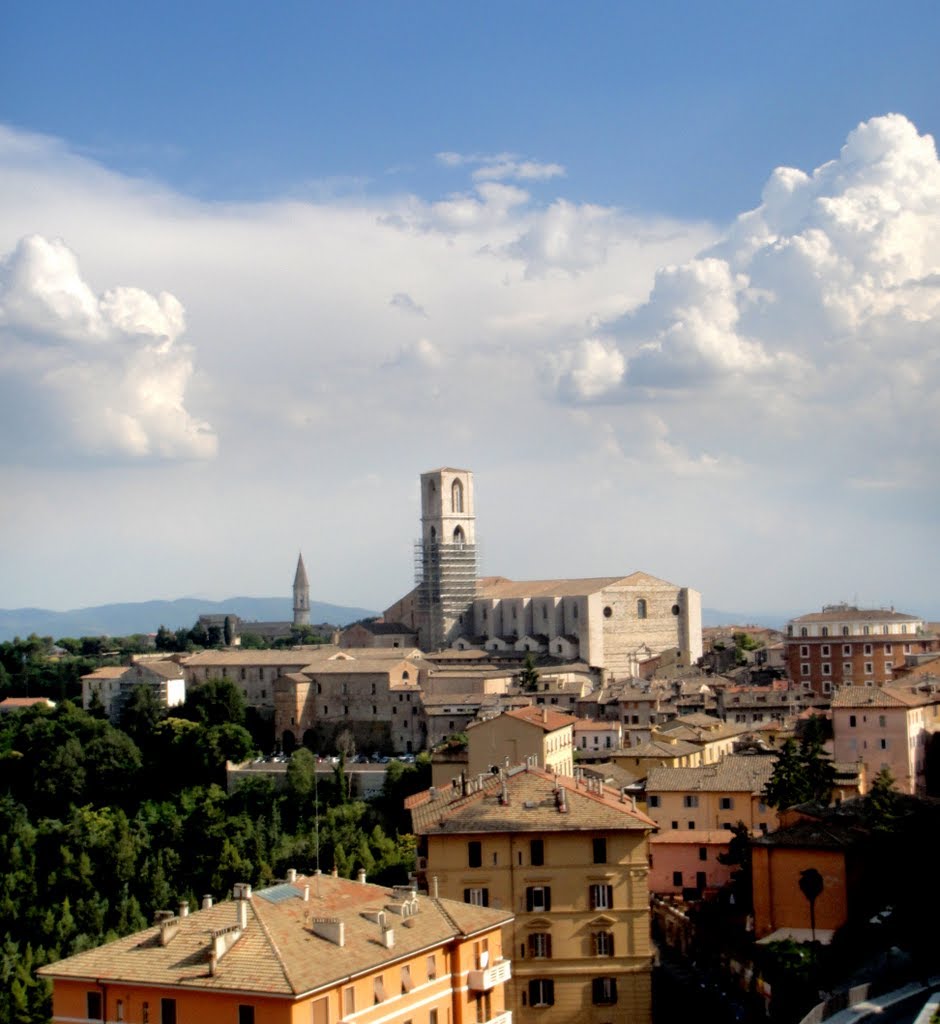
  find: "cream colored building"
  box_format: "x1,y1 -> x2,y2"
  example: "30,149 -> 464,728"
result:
409,765 -> 656,1024
467,706 -> 576,778
644,754 -> 777,834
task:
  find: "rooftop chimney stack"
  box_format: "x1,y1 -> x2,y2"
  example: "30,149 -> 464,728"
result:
357,869 -> 367,884
202,894 -> 213,910
287,868 -> 297,883
179,900 -> 189,918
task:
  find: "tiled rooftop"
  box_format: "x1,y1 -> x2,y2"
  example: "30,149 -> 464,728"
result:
646,754 -> 776,794
39,875 -> 511,996
408,765 -> 656,835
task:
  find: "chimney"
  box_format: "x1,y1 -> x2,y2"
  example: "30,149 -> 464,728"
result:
312,917 -> 345,947
380,926 -> 395,948
331,867 -> 338,878
357,869 -> 367,885
303,885 -> 310,902
202,894 -> 213,910
287,868 -> 297,883
159,916 -> 181,946
233,883 -> 252,929
542,707 -> 548,723
179,900 -> 189,918
432,876 -> 440,898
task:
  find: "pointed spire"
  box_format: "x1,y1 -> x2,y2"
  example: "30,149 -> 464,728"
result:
294,552 -> 309,589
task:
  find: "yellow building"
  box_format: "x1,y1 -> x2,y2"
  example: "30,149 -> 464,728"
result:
467,706 -> 576,777
39,872 -> 513,1024
408,765 -> 656,1024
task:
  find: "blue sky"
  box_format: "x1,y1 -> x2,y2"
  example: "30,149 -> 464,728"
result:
1,3 -> 939,620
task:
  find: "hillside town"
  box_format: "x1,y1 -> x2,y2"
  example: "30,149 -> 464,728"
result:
4,468 -> 940,1024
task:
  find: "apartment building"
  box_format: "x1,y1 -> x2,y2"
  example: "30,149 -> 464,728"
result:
409,765 -> 656,1024
466,707 -> 576,778
784,605 -> 935,696
39,872 -> 513,1024
831,680 -> 940,795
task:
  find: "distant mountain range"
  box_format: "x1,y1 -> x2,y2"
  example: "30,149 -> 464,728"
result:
2,599 -> 933,645
0,597 -> 378,643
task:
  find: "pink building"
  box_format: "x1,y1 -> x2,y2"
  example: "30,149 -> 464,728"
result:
649,830 -> 736,896
831,680 -> 940,795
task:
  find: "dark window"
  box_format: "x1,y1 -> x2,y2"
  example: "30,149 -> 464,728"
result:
673,871 -> 683,886
161,1000 -> 177,1024
647,795 -> 660,808
87,993 -> 103,1021
593,837 -> 607,864
593,931 -> 614,956
526,886 -> 551,912
592,978 -> 618,1005
589,884 -> 613,910
528,932 -> 552,958
464,887 -> 489,906
468,841 -> 482,867
698,847 -> 707,861
528,979 -> 554,1007
637,599 -> 648,619
530,838 -> 544,866
238,1007 -> 254,1024
719,797 -> 733,810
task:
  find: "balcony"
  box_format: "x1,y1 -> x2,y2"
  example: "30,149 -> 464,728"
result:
483,1013 -> 512,1024
468,957 -> 512,990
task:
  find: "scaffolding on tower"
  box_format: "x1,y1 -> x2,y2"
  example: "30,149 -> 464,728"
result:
414,539 -> 478,651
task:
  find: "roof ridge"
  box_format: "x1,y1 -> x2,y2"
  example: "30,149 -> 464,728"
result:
249,895 -> 298,994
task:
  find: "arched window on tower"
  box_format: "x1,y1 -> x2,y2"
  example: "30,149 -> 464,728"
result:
453,525 -> 465,544
430,526 -> 437,543
452,478 -> 464,513
637,599 -> 648,620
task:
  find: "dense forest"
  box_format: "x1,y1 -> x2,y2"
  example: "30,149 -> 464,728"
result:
0,640 -> 429,1024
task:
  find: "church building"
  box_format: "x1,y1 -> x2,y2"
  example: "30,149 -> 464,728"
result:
385,468 -> 702,675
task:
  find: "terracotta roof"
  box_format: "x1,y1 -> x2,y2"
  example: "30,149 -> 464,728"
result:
408,765 -> 656,835
502,706 -> 577,731
618,738 -> 702,758
646,754 -> 775,794
574,719 -> 621,731
183,650 -> 334,667
81,666 -> 127,680
0,697 -> 55,709
476,571 -> 676,599
38,875 -> 511,996
752,820 -> 864,850
790,607 -> 921,625
831,682 -> 940,709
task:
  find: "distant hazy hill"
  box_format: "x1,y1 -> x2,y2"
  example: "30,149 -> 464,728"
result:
0,597 -> 378,643
702,608 -> 791,629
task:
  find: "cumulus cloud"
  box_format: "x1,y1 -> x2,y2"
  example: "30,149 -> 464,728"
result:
0,235 -> 216,461
555,114 -> 940,414
386,337 -> 443,370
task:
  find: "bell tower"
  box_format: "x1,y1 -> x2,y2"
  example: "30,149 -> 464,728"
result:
293,552 -> 310,627
415,468 -> 477,650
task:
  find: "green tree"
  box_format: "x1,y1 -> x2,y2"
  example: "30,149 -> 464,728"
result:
223,616 -> 236,646
517,653 -> 540,693
181,678 -> 247,726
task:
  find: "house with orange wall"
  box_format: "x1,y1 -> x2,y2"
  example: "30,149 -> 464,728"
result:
39,872 -> 513,1024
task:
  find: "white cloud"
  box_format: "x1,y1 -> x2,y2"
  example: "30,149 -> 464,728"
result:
436,150 -> 565,183
0,234 -> 216,461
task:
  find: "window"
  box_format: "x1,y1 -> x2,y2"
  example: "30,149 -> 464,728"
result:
865,663 -> 874,675
452,478 -> 464,512
142,1005 -> 149,1024
464,887 -> 489,906
843,663 -> 852,674
343,987 -> 356,1017
719,797 -> 733,810
593,837 -> 607,864
699,847 -> 708,861
849,715 -> 857,727
879,715 -> 886,727
637,599 -> 648,619
880,738 -> 888,750
238,1007 -> 254,1024
468,841 -> 482,868
401,965 -> 413,993
801,665 -> 810,676
673,871 -> 683,886
526,886 -> 551,912
161,1000 -> 177,1024
592,978 -> 618,1006
647,794 -> 660,808
590,883 -> 613,910
687,820 -> 696,830
593,930 -> 614,956
603,605 -> 613,618
884,644 -> 893,654
863,626 -> 871,635
116,1001 -> 124,1022
528,979 -> 554,1007
801,627 -> 808,637
843,644 -> 852,656
821,645 -> 830,657
885,662 -> 893,672
822,664 -> 831,676
530,838 -> 544,865
87,993 -> 103,1021
429,1012 -> 438,1024
671,820 -> 679,830
821,627 -> 829,637
528,932 -> 552,958
683,795 -> 699,808
427,954 -> 438,980
864,643 -> 873,655
374,975 -> 386,1004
